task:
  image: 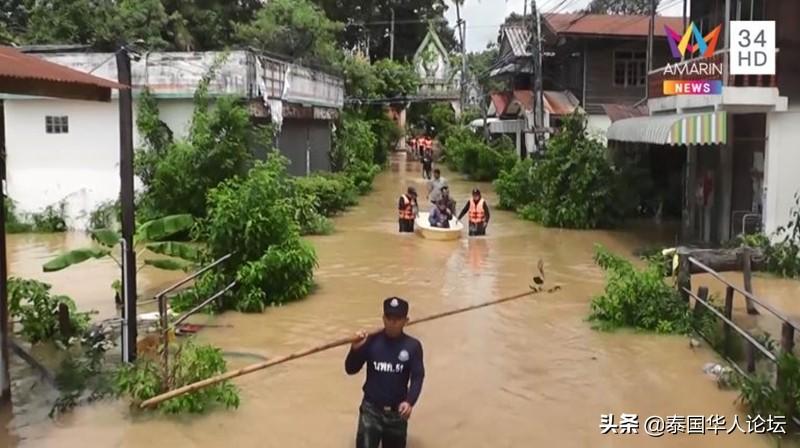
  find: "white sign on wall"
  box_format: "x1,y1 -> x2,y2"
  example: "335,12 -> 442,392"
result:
730,21 -> 776,75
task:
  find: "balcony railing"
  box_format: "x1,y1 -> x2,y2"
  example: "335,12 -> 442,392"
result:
648,49 -> 778,99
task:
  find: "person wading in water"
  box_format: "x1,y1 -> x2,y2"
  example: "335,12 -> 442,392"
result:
345,297 -> 425,448
457,187 -> 491,236
397,187 -> 418,233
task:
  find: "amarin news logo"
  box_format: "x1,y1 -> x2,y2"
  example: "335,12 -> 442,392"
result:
662,23 -> 724,95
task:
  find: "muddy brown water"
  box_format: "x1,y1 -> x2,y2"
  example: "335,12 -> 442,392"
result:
1,153 -> 796,447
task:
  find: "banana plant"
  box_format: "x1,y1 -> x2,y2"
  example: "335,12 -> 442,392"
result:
42,214 -> 201,274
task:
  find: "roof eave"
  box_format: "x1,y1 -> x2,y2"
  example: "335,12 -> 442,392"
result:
0,76 -> 113,102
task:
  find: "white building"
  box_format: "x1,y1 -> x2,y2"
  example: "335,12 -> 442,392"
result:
606,1 -> 800,244
1,50 -> 344,229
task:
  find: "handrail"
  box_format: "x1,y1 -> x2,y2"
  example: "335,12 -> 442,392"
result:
683,287 -> 777,362
172,281 -> 237,328
154,253 -> 233,300
688,257 -> 800,332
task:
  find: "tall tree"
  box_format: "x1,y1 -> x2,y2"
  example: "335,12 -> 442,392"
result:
236,0 -> 344,67
314,0 -> 456,61
24,0 -> 117,49
587,0 -> 660,15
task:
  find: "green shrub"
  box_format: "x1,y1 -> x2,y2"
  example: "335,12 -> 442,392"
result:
8,278 -> 93,345
333,114 -> 377,171
192,153 -> 318,313
442,125 -> 515,181
293,174 -> 358,217
370,114 -> 402,166
588,245 -> 691,333
509,113 -> 624,229
114,340 -> 240,414
287,191 -> 334,236
494,158 -> 537,210
4,198 -> 32,233
88,199 -> 121,230
737,352 -> 800,419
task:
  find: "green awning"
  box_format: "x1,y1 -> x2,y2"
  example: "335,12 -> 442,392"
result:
607,111 -> 727,146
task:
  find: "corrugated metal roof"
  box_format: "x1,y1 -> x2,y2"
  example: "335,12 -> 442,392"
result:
544,13 -> 684,38
543,90 -> 580,116
502,25 -> 531,57
490,89 -> 581,117
0,45 -> 125,102
602,104 -> 650,122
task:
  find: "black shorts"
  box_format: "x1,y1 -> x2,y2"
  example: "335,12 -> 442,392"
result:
399,219 -> 414,233
469,222 -> 486,236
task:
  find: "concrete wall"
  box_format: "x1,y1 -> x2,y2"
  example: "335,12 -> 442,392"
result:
586,114 -> 611,142
764,107 -> 800,237
3,98 -> 194,229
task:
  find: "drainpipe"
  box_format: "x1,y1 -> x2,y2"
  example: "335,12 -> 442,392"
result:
0,101 -> 10,405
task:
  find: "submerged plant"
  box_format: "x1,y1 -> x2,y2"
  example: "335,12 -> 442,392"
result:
8,277 -> 93,346
114,339 -> 240,414
589,245 -> 691,333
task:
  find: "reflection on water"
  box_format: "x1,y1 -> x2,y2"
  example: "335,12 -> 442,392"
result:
1,153 -> 787,447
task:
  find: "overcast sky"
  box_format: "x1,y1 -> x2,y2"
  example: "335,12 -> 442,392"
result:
445,0 -> 686,52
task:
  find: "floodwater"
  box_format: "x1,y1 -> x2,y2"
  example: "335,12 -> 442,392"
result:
1,153 -> 795,447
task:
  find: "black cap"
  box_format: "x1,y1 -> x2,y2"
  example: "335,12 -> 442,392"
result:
472,188 -> 481,195
407,186 -> 417,196
383,297 -> 409,318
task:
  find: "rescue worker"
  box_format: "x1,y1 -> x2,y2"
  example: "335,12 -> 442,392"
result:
398,187 -> 418,233
346,297 -> 425,448
457,188 -> 491,236
428,199 -> 453,228
440,186 -> 456,215
420,147 -> 433,180
427,169 -> 447,204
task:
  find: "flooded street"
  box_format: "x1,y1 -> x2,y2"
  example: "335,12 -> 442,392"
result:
1,154 -> 785,447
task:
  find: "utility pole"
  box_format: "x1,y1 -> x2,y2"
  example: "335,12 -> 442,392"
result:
530,0 -> 544,155
646,0 -> 655,99
455,0 -> 467,111
0,101 -> 10,405
389,8 -> 395,60
116,47 -> 137,363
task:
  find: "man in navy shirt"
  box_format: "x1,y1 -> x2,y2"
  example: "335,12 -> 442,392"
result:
345,297 -> 425,448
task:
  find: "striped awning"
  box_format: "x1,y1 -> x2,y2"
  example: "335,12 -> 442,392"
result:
607,111 -> 727,146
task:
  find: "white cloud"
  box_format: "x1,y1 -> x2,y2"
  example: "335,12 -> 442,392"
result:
445,0 -> 686,52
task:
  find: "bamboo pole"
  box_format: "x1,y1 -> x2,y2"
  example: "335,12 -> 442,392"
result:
140,285 -> 562,409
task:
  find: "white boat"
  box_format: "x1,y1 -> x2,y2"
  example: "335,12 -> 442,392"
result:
415,212 -> 463,241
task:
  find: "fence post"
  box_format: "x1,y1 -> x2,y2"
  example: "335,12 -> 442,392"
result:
741,247 -> 759,315
693,286 -> 709,321
723,286 -> 735,357
159,294 -> 170,389
781,322 -> 795,355
677,248 -> 691,303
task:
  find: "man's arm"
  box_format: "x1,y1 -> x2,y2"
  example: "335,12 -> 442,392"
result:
484,202 -> 490,222
398,197 -> 405,211
457,202 -> 470,220
345,338 -> 369,375
405,342 -> 425,406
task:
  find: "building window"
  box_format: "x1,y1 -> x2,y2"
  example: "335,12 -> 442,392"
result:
45,116 -> 69,134
613,51 -> 647,88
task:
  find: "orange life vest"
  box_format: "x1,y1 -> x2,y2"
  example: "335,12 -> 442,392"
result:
400,195 -> 415,220
468,198 -> 486,224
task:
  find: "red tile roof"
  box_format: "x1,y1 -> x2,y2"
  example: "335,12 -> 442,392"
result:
0,46 -> 126,101
544,13 -> 684,38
